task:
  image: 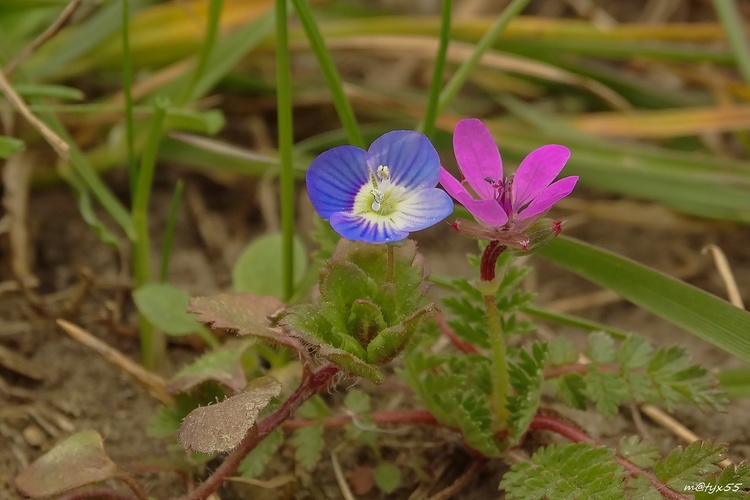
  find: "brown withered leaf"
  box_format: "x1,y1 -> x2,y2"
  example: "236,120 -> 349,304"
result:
188,294 -> 305,353
177,375 -> 282,454
15,430 -> 121,497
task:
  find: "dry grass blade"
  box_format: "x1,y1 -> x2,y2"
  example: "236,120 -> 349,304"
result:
320,36 -> 631,110
330,444 -> 356,500
226,474 -> 296,489
702,244 -> 745,309
56,319 -> 172,405
2,154 -> 38,289
0,344 -> 44,381
4,0 -> 83,75
0,71 -> 69,159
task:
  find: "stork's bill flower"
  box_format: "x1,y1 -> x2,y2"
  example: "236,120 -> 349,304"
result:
439,118 -> 578,249
307,130 -> 454,244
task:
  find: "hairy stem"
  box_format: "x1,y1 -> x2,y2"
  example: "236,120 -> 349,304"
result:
485,293 -> 510,430
385,244 -> 395,283
180,365 -> 340,500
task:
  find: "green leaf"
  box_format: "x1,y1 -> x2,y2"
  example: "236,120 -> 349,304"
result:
134,283 -> 205,336
547,337 -> 579,366
166,340 -> 253,394
232,233 -> 307,299
694,463 -> 750,499
0,136 -> 24,158
296,395 -> 330,419
500,442 -> 627,499
238,428 -> 284,478
587,331 -> 617,364
344,389 -> 371,414
537,236 -> 750,365
584,369 -> 629,417
8,83 -> 84,101
618,436 -> 660,469
507,343 -> 547,439
653,440 -> 725,492
617,335 -> 653,370
374,463 -> 401,494
293,423 -> 325,472
556,373 -> 587,410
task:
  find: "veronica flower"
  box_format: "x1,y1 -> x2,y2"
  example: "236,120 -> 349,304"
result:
439,118 -> 578,249
307,130 -> 454,244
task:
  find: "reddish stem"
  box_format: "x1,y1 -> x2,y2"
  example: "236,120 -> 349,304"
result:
179,364 -> 340,500
284,409 -> 439,430
434,313 -> 478,354
479,240 -> 506,282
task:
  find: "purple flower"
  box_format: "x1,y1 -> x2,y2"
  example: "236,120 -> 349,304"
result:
439,118 -> 578,248
307,130 -> 454,244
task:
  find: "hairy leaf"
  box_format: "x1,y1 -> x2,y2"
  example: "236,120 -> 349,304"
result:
177,375 -> 281,454
500,442 -> 627,499
618,436 -> 660,469
654,440 -> 725,492
15,431 -> 122,497
507,343 -> 547,439
166,340 -> 253,394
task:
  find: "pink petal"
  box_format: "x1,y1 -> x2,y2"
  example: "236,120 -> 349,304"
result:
440,167 -> 508,226
517,176 -> 578,221
453,119 -> 503,200
512,145 -> 571,210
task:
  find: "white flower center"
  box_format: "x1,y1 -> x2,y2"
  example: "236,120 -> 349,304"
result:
353,164 -> 404,217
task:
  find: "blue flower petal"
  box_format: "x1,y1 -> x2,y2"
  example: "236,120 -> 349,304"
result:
306,145 -> 369,219
329,212 -> 409,244
366,131 -> 440,191
391,188 -> 454,231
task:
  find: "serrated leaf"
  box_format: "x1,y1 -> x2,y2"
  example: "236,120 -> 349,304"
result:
547,337 -> 579,366
500,442 -> 627,499
189,293 -> 302,352
238,428 -> 284,478
694,463 -> 750,499
232,232 -> 306,298
618,436 -> 660,469
654,440 -> 725,492
508,343 -> 547,439
166,340 -> 253,395
374,463 -> 401,494
584,369 -> 629,417
617,335 -> 653,369
133,283 -> 206,336
588,331 -> 617,364
344,389 -> 371,414
177,375 -> 281,454
557,373 -> 587,410
15,431 -> 122,497
293,423 -> 325,472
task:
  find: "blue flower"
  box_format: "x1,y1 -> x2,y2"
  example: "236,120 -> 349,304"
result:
306,130 -> 454,244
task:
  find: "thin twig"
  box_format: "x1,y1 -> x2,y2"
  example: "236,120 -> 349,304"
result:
56,319 -> 172,405
4,0 -> 83,75
0,70 -> 69,159
702,244 -> 745,309
330,443 -> 356,500
427,458 -> 487,500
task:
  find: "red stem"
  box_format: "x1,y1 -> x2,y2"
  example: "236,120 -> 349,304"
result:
480,240 -> 506,282
179,364 -> 340,500
434,313 -> 478,354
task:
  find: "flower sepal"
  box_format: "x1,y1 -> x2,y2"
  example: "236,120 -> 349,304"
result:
506,218 -> 564,256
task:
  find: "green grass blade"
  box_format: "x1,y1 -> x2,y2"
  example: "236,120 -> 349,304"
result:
712,0 -> 750,84
717,368 -> 750,398
436,0 -> 531,115
536,236 -> 750,365
291,0 -> 363,147
276,0 -> 295,301
159,179 -> 184,282
178,0 -> 223,104
0,136 -> 25,158
122,0 -> 137,197
417,0 -> 451,138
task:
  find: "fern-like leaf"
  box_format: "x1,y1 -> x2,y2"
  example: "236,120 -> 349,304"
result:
293,423 -> 325,472
500,442 -> 627,499
654,440 -> 725,492
507,343 -> 547,440
238,429 -> 284,478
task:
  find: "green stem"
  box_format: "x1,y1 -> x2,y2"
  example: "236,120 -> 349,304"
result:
276,0 -> 295,302
484,293 -> 509,430
132,98 -> 169,369
417,0 -> 452,137
713,0 -> 750,85
121,0 -> 137,197
290,0 -> 363,147
179,0 -> 223,104
436,0 -> 530,115
159,179 -> 184,282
